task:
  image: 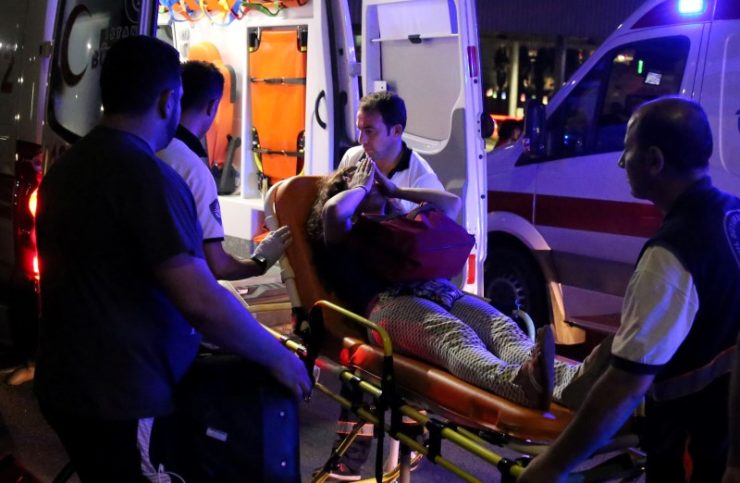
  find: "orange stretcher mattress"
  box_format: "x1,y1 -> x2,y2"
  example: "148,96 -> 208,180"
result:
271,176 -> 576,444
249,29 -> 307,185
188,42 -> 236,168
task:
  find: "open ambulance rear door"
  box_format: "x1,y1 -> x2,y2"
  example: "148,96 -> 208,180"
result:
155,1 -> 359,253
359,0 -> 487,294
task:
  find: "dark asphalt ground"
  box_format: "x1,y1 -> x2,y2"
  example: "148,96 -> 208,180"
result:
0,280 -> 642,483
0,365 -> 507,482
0,365 -> 646,483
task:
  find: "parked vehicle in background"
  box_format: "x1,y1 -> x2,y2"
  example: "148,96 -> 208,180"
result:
486,0 -> 740,343
0,1 -> 51,344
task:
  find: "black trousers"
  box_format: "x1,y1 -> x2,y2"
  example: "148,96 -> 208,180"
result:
645,375 -> 730,483
40,404 -> 177,483
41,355 -> 300,483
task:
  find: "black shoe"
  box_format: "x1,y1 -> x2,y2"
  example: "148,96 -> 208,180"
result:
514,326 -> 555,410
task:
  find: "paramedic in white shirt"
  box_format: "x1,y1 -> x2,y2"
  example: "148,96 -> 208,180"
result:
338,91 -> 444,214
158,60 -> 289,280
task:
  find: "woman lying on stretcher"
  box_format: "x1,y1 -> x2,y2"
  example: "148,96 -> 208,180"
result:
306,159 -> 583,410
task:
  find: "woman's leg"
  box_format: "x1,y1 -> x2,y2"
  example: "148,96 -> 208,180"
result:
448,295 -> 580,400
448,295 -> 533,363
368,294 -> 532,406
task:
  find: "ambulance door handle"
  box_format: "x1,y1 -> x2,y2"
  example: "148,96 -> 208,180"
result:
314,90 -> 327,130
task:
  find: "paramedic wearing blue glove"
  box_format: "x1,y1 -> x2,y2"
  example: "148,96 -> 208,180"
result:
34,37 -> 311,482
520,97 -> 740,483
158,61 -> 291,280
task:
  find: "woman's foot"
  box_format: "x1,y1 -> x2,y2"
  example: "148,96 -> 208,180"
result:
514,326 -> 555,410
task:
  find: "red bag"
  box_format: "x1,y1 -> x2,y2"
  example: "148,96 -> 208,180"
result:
352,207 -> 475,283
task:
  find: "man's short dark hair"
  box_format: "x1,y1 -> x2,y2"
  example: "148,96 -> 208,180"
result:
635,97 -> 713,172
181,61 -> 225,112
359,91 -> 407,131
100,36 -> 181,115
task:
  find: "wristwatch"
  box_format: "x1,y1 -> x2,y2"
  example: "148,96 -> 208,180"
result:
250,254 -> 268,275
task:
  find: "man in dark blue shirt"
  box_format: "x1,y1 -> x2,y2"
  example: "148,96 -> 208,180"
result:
35,36 -> 311,482
521,98 -> 740,482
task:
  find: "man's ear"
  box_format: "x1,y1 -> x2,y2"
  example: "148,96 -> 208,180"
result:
206,98 -> 221,118
646,146 -> 665,176
391,123 -> 403,137
157,89 -> 175,119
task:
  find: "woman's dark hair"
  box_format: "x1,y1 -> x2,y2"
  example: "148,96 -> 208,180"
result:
306,167 -> 356,288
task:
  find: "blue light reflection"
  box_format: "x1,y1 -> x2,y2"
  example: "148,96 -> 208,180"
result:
678,0 -> 706,15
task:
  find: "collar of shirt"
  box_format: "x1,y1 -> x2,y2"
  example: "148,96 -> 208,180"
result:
664,176 -> 713,221
175,125 -> 208,159
387,142 -> 412,179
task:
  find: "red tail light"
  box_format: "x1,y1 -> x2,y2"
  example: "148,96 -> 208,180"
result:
28,187 -> 38,217
466,254 -> 476,285
14,141 -> 43,281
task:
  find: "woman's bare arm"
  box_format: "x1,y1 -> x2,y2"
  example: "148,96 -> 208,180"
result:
374,168 -> 461,218
322,159 -> 375,244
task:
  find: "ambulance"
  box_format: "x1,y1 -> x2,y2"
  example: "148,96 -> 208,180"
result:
0,0 -> 487,325
485,0 -> 740,342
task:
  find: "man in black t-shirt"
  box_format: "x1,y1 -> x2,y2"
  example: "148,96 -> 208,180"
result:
35,36 -> 311,482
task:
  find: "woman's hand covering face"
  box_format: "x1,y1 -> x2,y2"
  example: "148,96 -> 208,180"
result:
348,158 -> 375,193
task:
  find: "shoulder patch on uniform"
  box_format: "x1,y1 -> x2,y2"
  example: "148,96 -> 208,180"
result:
210,199 -> 223,226
724,209 -> 740,268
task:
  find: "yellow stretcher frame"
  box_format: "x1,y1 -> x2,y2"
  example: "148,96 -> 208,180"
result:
256,176 -> 646,482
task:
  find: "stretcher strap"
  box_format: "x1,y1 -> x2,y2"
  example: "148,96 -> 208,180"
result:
336,420 -> 374,437
201,0 -> 241,25
250,76 -> 306,85
253,148 -> 304,157
374,413 -> 385,482
426,418 -> 445,461
244,1 -> 282,16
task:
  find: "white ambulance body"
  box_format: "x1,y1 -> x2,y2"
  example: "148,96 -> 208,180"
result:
0,0 -> 487,323
154,0 -> 487,294
485,0 -> 740,341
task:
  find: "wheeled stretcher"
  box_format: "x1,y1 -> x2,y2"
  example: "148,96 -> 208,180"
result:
261,176 -> 645,482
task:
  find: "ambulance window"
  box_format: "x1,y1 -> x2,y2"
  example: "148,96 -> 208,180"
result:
595,36 -> 689,152
546,36 -> 689,161
48,0 -> 142,142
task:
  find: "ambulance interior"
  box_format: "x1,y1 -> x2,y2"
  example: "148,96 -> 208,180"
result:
155,0 -> 486,289
155,0 -> 357,253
